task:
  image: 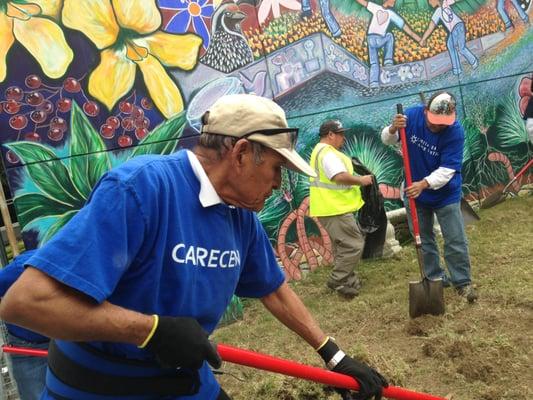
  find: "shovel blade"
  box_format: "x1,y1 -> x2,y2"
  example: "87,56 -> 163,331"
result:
409,278 -> 445,318
480,190 -> 505,209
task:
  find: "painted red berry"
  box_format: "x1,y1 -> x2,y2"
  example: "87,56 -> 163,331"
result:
100,124 -> 115,139
134,117 -> 150,129
50,116 -> 67,132
56,97 -> 72,113
48,128 -> 64,142
118,134 -> 132,147
135,127 -> 148,140
4,100 -> 20,114
38,100 -> 54,114
141,97 -> 153,110
26,91 -> 44,106
30,110 -> 47,124
5,86 -> 24,101
119,101 -> 133,114
63,77 -> 81,93
25,74 -> 42,89
9,115 -> 28,130
121,117 -> 135,131
106,116 -> 120,129
83,101 -> 99,117
6,150 -> 20,164
24,132 -> 41,142
132,106 -> 144,119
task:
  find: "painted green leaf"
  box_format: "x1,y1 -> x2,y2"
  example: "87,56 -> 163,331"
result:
40,210 -> 78,245
5,142 -> 84,207
129,112 -> 187,159
69,101 -> 111,199
492,92 -> 528,149
14,193 -> 74,228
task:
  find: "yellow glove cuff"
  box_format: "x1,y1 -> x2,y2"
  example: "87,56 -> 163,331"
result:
315,336 -> 331,352
138,314 -> 159,349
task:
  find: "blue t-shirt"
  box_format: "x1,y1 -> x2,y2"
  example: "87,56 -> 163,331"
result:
404,105 -> 464,208
28,150 -> 285,400
0,250 -> 49,343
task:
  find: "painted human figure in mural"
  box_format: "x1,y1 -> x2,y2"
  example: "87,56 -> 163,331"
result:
420,0 -> 478,76
496,0 -> 529,31
200,1 -> 254,73
354,0 -> 421,88
301,0 -> 342,38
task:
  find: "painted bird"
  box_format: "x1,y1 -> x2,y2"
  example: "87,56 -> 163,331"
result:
200,1 -> 254,73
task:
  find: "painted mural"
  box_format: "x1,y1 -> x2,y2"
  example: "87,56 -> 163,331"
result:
0,0 -> 531,277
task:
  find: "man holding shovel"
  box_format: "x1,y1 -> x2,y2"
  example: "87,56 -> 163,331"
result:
381,91 -> 478,303
0,94 -> 387,400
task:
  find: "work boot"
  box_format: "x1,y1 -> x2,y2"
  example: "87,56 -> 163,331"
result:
327,280 -> 359,299
456,284 -> 478,303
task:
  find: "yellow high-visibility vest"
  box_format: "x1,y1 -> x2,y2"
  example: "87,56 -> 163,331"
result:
309,143 -> 364,217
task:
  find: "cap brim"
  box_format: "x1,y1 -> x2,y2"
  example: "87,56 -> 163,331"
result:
427,111 -> 456,126
274,148 -> 317,177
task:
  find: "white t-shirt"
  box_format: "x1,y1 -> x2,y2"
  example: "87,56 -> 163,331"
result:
367,1 -> 405,36
321,151 -> 348,180
431,0 -> 461,32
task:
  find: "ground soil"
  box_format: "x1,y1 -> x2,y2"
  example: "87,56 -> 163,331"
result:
213,195 -> 533,399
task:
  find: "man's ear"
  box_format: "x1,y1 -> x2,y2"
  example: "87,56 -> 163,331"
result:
231,139 -> 251,167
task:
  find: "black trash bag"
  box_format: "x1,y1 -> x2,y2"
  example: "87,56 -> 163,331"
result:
351,157 -> 388,259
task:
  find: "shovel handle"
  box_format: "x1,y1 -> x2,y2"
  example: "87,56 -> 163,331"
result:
396,104 -> 421,247
2,344 -> 446,400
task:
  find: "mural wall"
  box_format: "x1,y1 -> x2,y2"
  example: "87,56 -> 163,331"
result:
0,0 -> 531,275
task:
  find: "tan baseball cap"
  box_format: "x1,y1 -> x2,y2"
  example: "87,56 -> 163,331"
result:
201,94 -> 316,177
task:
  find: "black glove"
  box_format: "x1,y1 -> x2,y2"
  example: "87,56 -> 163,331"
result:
144,316 -> 222,370
317,338 -> 388,400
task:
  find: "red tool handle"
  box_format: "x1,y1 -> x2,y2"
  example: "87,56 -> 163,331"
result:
503,158 -> 533,193
3,344 -> 445,400
218,344 -> 446,400
396,104 -> 421,246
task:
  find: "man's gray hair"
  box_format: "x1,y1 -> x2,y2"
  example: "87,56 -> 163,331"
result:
197,133 -> 265,164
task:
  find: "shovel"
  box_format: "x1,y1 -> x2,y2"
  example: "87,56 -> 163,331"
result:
396,104 -> 445,318
480,158 -> 533,209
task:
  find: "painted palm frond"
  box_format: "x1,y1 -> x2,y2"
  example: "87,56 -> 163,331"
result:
343,127 -> 403,187
489,91 -> 528,153
462,117 -> 488,164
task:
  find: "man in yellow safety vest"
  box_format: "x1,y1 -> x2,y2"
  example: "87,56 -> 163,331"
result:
309,120 -> 374,299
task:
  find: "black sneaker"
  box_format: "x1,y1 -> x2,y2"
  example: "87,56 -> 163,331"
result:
326,280 -> 359,299
456,284 -> 478,303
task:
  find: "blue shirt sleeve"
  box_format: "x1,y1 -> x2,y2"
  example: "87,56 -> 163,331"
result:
234,215 -> 285,298
27,175 -> 147,303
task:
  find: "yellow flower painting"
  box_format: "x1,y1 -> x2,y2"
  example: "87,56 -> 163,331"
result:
62,0 -> 202,118
0,0 -> 73,82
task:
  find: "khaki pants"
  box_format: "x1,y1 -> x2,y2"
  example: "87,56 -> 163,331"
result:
318,213 -> 365,289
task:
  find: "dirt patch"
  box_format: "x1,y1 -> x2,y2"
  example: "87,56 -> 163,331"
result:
214,196 -> 533,400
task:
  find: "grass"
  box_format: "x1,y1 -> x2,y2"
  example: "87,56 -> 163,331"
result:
213,194 -> 533,400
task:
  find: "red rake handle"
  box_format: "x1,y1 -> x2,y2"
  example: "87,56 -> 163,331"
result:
502,158 -> 533,193
218,344 -> 446,400
396,104 -> 421,247
3,344 -> 445,400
